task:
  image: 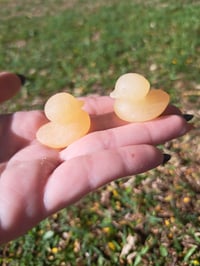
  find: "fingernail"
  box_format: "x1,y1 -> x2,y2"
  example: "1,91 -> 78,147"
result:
16,73 -> 26,85
182,114 -> 194,122
162,154 -> 171,165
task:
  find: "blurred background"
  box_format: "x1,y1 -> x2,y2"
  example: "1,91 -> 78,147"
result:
0,0 -> 200,265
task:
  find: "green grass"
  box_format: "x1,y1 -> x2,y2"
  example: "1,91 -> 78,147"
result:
0,0 -> 200,265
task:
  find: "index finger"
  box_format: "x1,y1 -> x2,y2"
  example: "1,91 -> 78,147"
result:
82,95 -> 182,117
82,95 -> 114,114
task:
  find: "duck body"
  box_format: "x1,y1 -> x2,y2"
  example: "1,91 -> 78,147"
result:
36,92 -> 90,149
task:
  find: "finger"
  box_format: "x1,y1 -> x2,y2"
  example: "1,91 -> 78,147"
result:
88,106 -> 184,133
44,144 -> 164,213
60,114 -> 192,160
0,111 -> 47,161
82,95 -> 114,115
0,72 -> 24,103
162,104 -> 182,116
81,95 -> 183,131
82,95 -> 183,117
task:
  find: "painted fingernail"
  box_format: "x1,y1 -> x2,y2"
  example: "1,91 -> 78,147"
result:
162,154 -> 171,165
182,114 -> 194,122
16,73 -> 26,85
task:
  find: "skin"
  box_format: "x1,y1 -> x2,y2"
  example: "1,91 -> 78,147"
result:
0,72 -> 22,103
0,72 -> 192,244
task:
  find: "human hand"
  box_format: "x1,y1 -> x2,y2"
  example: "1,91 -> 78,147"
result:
0,71 -> 25,103
0,72 -> 192,244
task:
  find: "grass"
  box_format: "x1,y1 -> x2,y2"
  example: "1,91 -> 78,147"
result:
0,0 -> 200,265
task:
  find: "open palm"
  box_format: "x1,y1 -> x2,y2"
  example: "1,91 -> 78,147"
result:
0,72 -> 191,244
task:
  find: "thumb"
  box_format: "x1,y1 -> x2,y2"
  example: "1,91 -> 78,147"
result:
0,72 -> 25,103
